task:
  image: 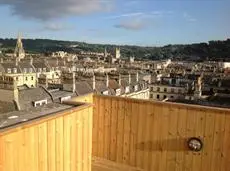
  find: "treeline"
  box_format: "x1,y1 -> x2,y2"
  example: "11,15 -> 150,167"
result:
0,38 -> 230,61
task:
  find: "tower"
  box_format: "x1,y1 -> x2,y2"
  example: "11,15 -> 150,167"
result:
104,47 -> 108,58
115,47 -> 121,59
14,33 -> 25,61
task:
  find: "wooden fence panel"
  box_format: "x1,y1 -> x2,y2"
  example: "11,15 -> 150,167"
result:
0,105 -> 93,171
93,95 -> 230,171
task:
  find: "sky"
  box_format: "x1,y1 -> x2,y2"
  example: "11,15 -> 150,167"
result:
0,0 -> 229,46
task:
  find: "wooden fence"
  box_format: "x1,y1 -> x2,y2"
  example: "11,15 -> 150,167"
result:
0,104 -> 93,171
92,95 -> 230,171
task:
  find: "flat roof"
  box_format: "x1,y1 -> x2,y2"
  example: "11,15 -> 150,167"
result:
0,102 -> 80,130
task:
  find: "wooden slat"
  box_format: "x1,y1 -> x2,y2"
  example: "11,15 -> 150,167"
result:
71,112 -> 77,171
0,135 -> 3,171
129,101 -> 139,166
47,120 -> 56,171
64,114 -> 71,171
56,116 -> 64,171
221,113 -> 230,171
38,122 -> 48,171
184,107 -> 195,171
82,108 -> 89,171
98,98 -> 105,157
166,106 -> 179,171
122,100 -> 131,164
76,110 -> 83,171
104,97 -> 111,159
92,95 -> 99,156
201,111 -> 216,171
143,103 -> 151,170
116,99 -> 125,163
109,98 -> 118,161
88,106 -> 93,171
192,109 -> 206,171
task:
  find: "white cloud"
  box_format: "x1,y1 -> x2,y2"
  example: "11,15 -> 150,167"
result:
114,18 -> 147,30
43,23 -> 72,31
183,12 -> 197,22
0,0 -> 113,20
105,12 -> 143,19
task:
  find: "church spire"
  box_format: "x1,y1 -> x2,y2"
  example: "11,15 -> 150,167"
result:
14,32 -> 25,61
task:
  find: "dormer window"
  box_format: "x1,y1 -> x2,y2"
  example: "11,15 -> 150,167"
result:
116,89 -> 121,96
13,68 -> 17,73
7,68 -> 11,73
134,85 -> 138,91
33,99 -> 48,107
60,96 -> 71,103
103,91 -> 109,95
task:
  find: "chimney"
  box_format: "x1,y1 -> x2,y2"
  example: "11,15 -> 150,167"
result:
119,74 -> 121,86
30,57 -> 33,65
63,59 -> 66,66
72,72 -> 76,93
129,73 -> 131,84
93,73 -> 96,90
136,72 -> 139,82
44,58 -> 47,65
13,80 -> 21,110
106,74 -> 109,88
15,58 -> 19,66
45,76 -> 48,88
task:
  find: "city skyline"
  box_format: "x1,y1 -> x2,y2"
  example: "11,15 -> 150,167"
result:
0,0 -> 229,46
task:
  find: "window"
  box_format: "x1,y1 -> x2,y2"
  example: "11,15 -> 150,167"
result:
157,87 -> 160,91
163,95 -> 167,99
170,96 -> 174,99
13,68 -> 17,73
157,94 -> 160,99
103,91 -> 109,95
31,76 -> 34,80
29,68 -> 33,73
43,68 -> 46,72
25,77 -> 28,81
164,88 -> 167,92
16,77 -> 18,81
150,94 -> 153,98
150,87 -> 153,91
171,88 -> 175,93
116,89 -> 121,96
38,68 -> 42,73
7,68 -> 11,73
178,89 -> 182,93
24,68 -> 27,73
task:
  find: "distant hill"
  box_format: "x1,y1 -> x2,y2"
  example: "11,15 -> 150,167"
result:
0,38 -> 230,61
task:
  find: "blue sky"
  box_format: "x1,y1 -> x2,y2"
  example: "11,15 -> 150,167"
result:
0,0 -> 229,46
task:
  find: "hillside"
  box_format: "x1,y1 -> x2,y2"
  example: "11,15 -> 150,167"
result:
0,38 -> 230,61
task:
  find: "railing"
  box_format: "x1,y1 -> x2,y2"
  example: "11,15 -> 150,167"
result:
92,94 -> 230,171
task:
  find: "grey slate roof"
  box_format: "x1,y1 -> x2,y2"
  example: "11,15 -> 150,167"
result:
75,81 -> 93,96
0,62 -> 21,73
18,87 -> 52,110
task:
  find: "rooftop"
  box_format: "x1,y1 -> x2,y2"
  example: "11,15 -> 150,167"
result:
0,101 -> 82,130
